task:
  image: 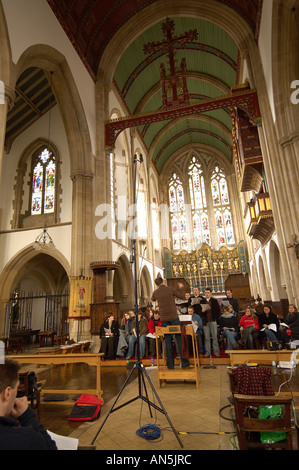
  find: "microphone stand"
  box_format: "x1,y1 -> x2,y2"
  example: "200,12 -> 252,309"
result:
91,154 -> 183,448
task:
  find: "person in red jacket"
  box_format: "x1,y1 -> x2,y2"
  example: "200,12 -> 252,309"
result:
239,306 -> 260,349
147,310 -> 162,357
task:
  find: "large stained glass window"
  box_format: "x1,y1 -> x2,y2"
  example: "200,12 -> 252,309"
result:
169,173 -> 187,251
168,160 -> 235,251
31,148 -> 55,215
211,166 -> 235,245
188,157 -> 210,246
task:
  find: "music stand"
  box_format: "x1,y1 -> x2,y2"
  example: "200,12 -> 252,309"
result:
91,154 -> 183,448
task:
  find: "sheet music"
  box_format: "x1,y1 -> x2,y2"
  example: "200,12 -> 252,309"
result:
47,430 -> 79,450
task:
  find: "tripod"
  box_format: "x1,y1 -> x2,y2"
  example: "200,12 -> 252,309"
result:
91,154 -> 183,448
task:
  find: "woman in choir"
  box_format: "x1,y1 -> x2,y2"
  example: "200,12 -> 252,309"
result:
239,307 -> 259,349
99,313 -> 119,360
286,304 -> 299,349
258,304 -> 281,343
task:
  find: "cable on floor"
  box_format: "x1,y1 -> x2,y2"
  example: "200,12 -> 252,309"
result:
136,424 -> 163,442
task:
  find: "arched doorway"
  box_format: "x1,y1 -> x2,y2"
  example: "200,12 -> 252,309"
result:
257,256 -> 269,302
139,265 -> 152,308
0,246 -> 70,339
113,254 -> 134,311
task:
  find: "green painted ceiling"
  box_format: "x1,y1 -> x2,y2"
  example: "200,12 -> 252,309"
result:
113,17 -> 239,172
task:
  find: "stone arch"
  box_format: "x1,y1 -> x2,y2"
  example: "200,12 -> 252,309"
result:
268,239 -> 287,301
113,253 -> 134,310
97,0 -> 257,86
11,138 -> 62,229
0,244 -> 70,334
15,45 -> 93,177
139,265 -> 152,307
13,45 -> 94,275
257,255 -> 270,302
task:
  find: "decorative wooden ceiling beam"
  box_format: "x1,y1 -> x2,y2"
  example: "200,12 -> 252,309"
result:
105,87 -> 261,150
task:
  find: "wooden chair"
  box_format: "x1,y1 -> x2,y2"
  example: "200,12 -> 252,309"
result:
155,324 -> 200,388
3,337 -> 23,354
233,393 -> 298,450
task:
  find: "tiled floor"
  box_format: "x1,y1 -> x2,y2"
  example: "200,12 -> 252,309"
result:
69,364 -> 237,451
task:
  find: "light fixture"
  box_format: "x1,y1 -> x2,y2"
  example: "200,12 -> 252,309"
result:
33,225 -> 55,251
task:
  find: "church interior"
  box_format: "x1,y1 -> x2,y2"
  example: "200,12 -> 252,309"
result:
0,0 -> 299,452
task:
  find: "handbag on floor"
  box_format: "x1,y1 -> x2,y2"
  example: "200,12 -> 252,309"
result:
68,394 -> 104,422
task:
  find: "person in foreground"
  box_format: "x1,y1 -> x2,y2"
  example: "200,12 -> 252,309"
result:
151,276 -> 190,370
0,358 -> 57,450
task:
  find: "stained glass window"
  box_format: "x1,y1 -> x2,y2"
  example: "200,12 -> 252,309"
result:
211,166 -> 235,245
169,173 -> 187,250
31,148 -> 55,215
188,157 -> 210,247
168,161 -> 235,251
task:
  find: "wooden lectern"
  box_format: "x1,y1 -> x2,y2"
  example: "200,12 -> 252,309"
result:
155,324 -> 200,388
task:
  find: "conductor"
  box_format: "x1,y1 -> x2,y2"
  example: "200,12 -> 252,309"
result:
151,277 -> 190,370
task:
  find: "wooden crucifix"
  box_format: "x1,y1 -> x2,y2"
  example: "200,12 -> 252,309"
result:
144,18 -> 197,108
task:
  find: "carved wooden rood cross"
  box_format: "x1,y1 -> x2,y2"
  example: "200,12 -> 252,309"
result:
144,19 -> 198,107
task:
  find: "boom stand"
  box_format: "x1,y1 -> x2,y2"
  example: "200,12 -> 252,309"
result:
91,154 -> 183,448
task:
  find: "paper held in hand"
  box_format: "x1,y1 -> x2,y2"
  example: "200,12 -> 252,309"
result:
201,303 -> 211,312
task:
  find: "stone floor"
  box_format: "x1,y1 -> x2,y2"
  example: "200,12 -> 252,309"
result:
68,364 -> 237,451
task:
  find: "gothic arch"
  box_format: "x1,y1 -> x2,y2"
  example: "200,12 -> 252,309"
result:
139,265 -> 152,307
113,254 -> 134,309
15,45 -> 93,177
268,239 -> 287,301
12,138 -> 62,229
0,244 -> 70,334
257,255 -> 269,302
97,0 -> 257,86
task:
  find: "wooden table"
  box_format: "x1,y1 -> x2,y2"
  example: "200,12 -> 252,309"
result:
38,331 -> 55,347
7,353 -> 103,404
227,350 -> 299,409
37,341 -> 91,355
226,349 -> 294,367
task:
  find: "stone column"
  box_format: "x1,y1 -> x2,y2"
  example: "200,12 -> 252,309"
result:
0,85 -> 14,183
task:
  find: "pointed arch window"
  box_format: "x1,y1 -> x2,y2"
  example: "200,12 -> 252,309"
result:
211,166 -> 235,245
188,157 -> 210,246
169,173 -> 187,251
31,148 -> 55,215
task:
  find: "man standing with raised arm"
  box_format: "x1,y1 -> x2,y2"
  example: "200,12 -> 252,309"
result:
151,277 -> 190,370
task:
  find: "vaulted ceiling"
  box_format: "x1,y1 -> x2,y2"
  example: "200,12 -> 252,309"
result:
6,1 -> 264,173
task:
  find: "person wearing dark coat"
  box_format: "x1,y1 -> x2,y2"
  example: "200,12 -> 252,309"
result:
200,288 -> 221,357
0,358 -> 57,450
286,304 -> 299,348
99,313 -> 119,360
222,289 -> 240,314
151,277 -> 190,369
258,304 -> 281,343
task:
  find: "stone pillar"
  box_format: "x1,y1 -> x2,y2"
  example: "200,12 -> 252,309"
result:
0,85 -> 14,183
